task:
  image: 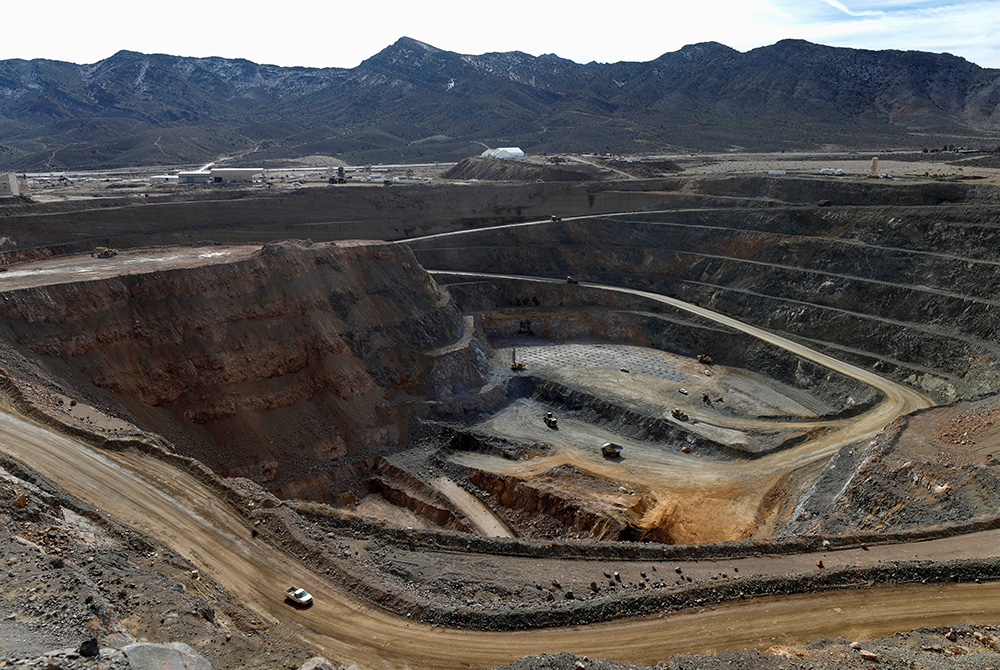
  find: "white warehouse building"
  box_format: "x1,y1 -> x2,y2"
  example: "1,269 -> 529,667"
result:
480,147 -> 525,159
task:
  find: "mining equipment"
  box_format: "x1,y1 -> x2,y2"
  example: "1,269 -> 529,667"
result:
671,408 -> 689,421
510,348 -> 526,371
0,266 -> 7,272
696,354 -> 713,364
91,247 -> 118,259
566,276 -> 578,284
601,442 -> 622,458
550,215 -> 562,222
544,412 -> 558,429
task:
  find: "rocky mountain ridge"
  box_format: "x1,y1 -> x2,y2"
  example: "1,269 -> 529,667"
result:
2,38 -> 1000,169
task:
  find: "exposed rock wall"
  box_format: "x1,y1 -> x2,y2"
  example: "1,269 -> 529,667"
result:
785,398 -> 1000,536
468,467 -> 647,541
368,460 -> 473,532
0,181 -> 686,255
0,241 -> 491,497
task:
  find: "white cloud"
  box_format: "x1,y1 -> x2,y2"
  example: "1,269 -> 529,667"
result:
817,0 -> 885,16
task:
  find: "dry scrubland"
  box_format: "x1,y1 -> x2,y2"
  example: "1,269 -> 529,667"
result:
3,153 -> 1000,669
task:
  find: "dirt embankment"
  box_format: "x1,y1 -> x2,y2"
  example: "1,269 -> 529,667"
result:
0,451 -> 299,668
787,397 -> 1000,536
443,158 -> 609,182
0,241 -> 492,499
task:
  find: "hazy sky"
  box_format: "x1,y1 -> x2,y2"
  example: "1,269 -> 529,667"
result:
5,0 -> 1000,69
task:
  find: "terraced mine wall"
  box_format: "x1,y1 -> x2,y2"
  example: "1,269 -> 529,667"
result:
0,241 -> 491,499
0,180 -> 690,257
410,183 -> 1000,401
0,175 -> 985,260
439,277 -> 881,417
291,501 -> 1000,630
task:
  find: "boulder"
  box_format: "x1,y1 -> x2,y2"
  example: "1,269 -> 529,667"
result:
79,638 -> 100,657
122,642 -> 211,670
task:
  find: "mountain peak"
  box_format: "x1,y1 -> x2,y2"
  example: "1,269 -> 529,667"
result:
675,42 -> 738,59
538,53 -> 582,67
392,37 -> 441,53
104,49 -> 147,62
1,38 -> 997,172
361,37 -> 450,70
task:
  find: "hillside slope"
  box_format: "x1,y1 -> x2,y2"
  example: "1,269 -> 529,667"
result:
2,38 -> 1000,169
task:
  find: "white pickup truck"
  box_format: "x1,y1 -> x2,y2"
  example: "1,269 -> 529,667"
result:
283,586 -> 313,606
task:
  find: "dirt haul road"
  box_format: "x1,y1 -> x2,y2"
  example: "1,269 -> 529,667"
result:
6,401 -> 1000,669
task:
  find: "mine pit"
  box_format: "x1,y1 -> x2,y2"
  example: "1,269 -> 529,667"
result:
7,173 -> 1000,667
321,332 -> 886,544
0,238 -> 918,547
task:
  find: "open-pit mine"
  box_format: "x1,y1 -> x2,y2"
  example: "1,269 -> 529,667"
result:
4,161 -> 1000,669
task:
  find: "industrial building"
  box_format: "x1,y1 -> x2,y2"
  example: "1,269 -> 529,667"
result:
210,168 -> 263,183
176,167 -> 263,184
177,171 -> 212,184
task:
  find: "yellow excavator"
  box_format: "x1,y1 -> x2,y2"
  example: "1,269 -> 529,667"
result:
510,347 -> 525,371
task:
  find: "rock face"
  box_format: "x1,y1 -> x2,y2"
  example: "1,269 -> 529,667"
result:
785,397 -> 1000,535
0,241 -> 491,498
468,466 -> 650,541
122,642 -> 211,670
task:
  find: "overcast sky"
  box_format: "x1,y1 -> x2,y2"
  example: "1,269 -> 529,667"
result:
5,0 -> 1000,69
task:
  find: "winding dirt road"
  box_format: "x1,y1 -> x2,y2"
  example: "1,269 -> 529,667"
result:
4,401 -> 1000,669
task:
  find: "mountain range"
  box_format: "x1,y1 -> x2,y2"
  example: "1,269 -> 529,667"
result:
1,37 -> 999,171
